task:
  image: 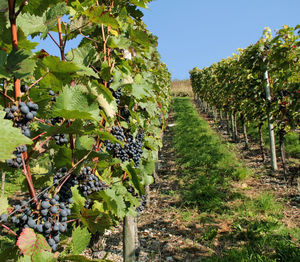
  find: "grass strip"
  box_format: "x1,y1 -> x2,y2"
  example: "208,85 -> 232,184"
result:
171,97 -> 300,261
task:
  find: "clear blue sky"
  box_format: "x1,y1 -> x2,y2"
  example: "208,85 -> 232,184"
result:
143,0 -> 300,79
32,0 -> 300,80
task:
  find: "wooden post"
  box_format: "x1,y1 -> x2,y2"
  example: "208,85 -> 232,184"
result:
123,216 -> 136,262
263,68 -> 278,171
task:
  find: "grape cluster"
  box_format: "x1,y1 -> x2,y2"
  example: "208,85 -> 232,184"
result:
120,107 -> 131,120
6,145 -> 27,168
54,133 -> 68,146
126,186 -> 146,214
49,90 -> 56,102
21,85 -> 29,93
136,195 -> 147,213
4,102 -> 38,138
0,168 -> 77,251
104,127 -> 144,167
50,116 -> 62,126
112,88 -> 123,105
77,167 -> 107,208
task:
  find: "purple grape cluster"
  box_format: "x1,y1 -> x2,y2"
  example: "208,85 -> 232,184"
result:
54,133 -> 68,146
21,85 -> 29,93
1,168 -> 77,251
49,90 -> 56,102
4,101 -> 38,138
6,145 -> 27,168
112,88 -> 123,105
50,116 -> 63,126
104,127 -> 144,167
77,166 -> 107,208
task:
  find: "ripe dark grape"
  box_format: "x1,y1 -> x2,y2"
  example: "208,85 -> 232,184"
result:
104,127 -> 144,167
21,85 -> 29,92
54,134 -> 68,146
0,214 -> 8,222
41,201 -> 50,209
6,145 -> 27,168
77,167 -> 107,208
112,88 -> 123,105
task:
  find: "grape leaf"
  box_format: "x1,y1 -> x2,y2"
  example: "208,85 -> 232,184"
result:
31,250 -> 56,262
129,0 -> 148,8
17,13 -> 47,37
6,49 -> 36,79
84,80 -> 116,118
75,136 -> 94,150
0,111 -> 33,162
53,147 -> 72,169
85,6 -> 119,29
99,188 -> 126,218
22,0 -> 61,16
0,49 -> 9,79
16,228 -> 51,256
66,46 -> 98,78
53,85 -> 100,121
130,28 -> 150,47
71,226 -> 91,255
0,195 -> 8,214
60,254 -> 112,261
17,256 -> 31,262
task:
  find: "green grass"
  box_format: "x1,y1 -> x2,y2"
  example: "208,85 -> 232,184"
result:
172,97 -> 248,212
168,97 -> 299,261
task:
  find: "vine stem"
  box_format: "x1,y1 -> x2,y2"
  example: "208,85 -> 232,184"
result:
8,0 -> 37,202
21,153 -> 38,206
28,71 -> 49,90
47,32 -> 61,50
1,224 -> 18,237
1,171 -> 5,197
0,91 -> 15,103
57,17 -> 65,61
31,132 -> 47,141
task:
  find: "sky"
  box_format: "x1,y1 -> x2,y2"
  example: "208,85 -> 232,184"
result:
32,0 -> 300,80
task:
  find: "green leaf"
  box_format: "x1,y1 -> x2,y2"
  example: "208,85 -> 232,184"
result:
71,186 -> 85,212
66,46 -> 98,78
0,50 -> 9,79
22,0 -> 61,16
85,6 -> 119,29
85,80 -> 116,118
53,85 -> 100,121
17,256 -> 31,262
0,246 -> 19,261
99,187 -> 126,218
75,136 -> 95,150
129,0 -> 148,8
71,226 -> 91,255
60,254 -> 112,261
0,0 -> 8,12
6,49 -> 36,79
17,13 -> 47,37
100,61 -> 111,82
53,147 -> 72,169
16,228 -> 51,256
124,164 -> 144,195
31,250 -> 56,262
0,195 -> 8,214
87,131 -> 123,146
0,111 -> 33,162
130,28 -> 150,47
